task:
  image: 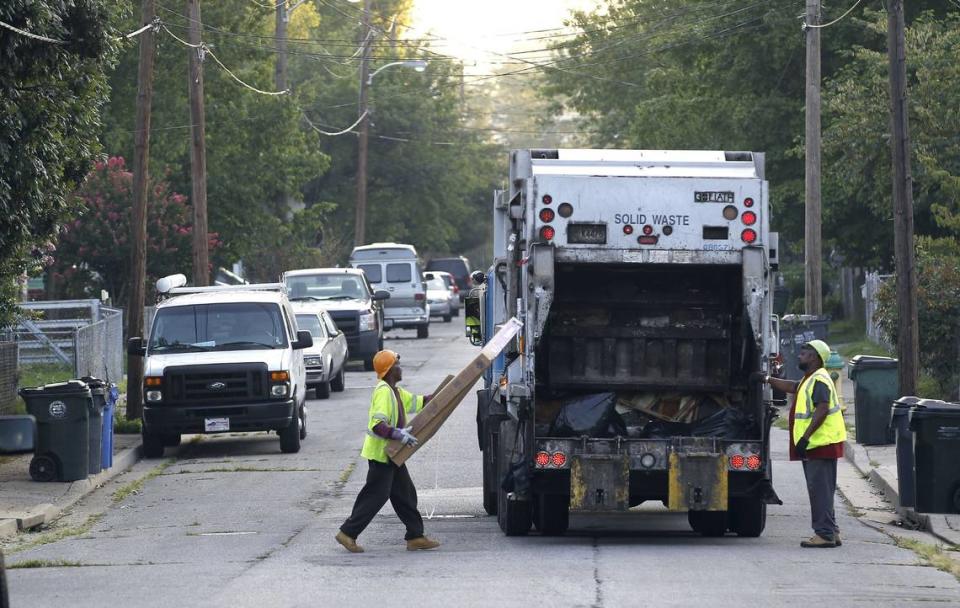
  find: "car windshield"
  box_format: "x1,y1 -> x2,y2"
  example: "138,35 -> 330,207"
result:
149,302 -> 287,351
296,314 -> 327,339
286,274 -> 368,301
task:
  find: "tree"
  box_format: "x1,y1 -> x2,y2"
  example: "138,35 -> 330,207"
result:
0,1 -> 121,328
47,157 -> 218,305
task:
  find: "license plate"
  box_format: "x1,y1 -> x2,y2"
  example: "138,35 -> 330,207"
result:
568,223 -> 607,244
205,417 -> 229,432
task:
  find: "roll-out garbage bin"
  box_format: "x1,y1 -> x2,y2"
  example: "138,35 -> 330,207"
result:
779,315 -> 830,381
101,384 -> 118,469
847,355 -> 898,445
18,381 -> 91,482
909,400 -> 960,514
889,396 -> 922,508
80,377 -> 106,475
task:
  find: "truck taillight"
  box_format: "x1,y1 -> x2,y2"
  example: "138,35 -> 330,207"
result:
746,454 -> 762,470
741,211 -> 757,226
551,452 -> 567,467
642,225 -> 653,236
729,454 -> 745,469
539,208 -> 555,222
744,197 -> 754,207
637,235 -> 658,245
540,226 -> 555,241
535,451 -> 550,467
415,293 -> 425,301
623,225 -> 634,235
542,194 -> 552,205
741,229 -> 757,244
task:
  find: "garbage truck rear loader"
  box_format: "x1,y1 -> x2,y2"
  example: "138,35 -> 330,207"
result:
469,149 -> 782,537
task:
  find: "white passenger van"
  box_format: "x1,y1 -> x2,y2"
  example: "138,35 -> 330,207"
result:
349,243 -> 430,339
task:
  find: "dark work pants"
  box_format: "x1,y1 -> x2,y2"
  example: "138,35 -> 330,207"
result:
802,458 -> 839,541
340,459 -> 424,541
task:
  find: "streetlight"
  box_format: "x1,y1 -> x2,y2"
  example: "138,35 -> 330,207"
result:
353,0 -> 427,248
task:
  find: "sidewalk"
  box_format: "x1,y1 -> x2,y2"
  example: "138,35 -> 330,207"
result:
837,364 -> 960,547
0,434 -> 142,539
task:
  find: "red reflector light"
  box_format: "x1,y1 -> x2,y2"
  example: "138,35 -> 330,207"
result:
623,224 -> 634,235
542,194 -> 553,205
746,454 -> 762,470
637,235 -> 658,245
729,454 -> 745,469
535,451 -> 550,468
539,208 -> 555,223
741,211 -> 757,226
551,452 -> 567,467
744,197 -> 754,207
540,226 -> 555,241
642,224 -> 653,236
741,229 -> 757,243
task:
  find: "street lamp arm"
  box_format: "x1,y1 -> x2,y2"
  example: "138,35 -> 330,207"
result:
367,60 -> 428,85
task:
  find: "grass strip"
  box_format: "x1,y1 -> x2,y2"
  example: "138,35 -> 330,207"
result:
7,559 -> 86,569
895,537 -> 960,581
112,458 -> 174,503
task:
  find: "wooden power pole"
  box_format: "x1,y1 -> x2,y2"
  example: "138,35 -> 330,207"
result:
187,0 -> 210,286
804,0 -> 823,315
354,0 -> 372,249
127,0 -> 157,420
275,0 -> 288,91
886,0 -> 919,395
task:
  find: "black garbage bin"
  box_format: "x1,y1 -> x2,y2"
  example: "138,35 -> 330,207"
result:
848,355 -> 898,445
779,315 -> 830,381
18,381 -> 91,482
889,396 -> 922,508
80,377 -> 107,475
909,400 -> 960,514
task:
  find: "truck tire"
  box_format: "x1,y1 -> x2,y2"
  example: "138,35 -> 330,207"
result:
417,325 -> 429,339
535,494 -> 569,535
496,419 -> 530,536
688,510 -> 728,537
299,405 -> 308,440
142,429 -> 165,458
729,498 -> 766,537
482,431 -> 499,516
331,368 -> 346,392
279,411 -> 302,453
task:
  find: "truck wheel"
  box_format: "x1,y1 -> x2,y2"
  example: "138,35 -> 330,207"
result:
299,405 -> 308,440
279,411 -> 301,453
331,368 -> 346,392
443,314 -> 451,323
729,498 -> 766,537
142,429 -> 165,458
688,510 -> 728,537
482,431 -> 499,516
29,454 -> 58,482
496,420 -> 530,536
535,494 -> 569,535
315,379 -> 331,399
417,325 -> 429,339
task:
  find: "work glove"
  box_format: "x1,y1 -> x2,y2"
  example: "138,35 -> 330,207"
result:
795,437 -> 809,459
396,425 -> 418,447
748,372 -> 767,386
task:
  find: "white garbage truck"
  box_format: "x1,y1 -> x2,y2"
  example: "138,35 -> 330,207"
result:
467,149 -> 783,537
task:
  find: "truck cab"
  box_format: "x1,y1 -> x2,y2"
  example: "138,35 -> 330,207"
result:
128,275 -> 313,457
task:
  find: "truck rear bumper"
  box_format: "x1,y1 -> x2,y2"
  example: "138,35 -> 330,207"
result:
144,399 -> 296,435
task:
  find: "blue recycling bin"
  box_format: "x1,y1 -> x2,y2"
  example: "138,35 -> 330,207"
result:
101,384 -> 118,469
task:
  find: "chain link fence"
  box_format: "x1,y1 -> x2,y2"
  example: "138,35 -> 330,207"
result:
74,307 -> 123,382
0,340 -> 17,414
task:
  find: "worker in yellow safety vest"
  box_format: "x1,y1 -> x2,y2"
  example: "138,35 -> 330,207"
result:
758,339 -> 847,548
335,350 -> 441,553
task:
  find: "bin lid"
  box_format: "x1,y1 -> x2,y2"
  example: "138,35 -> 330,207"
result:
909,399 -> 960,418
79,376 -> 107,389
893,395 -> 922,409
782,314 -> 829,323
18,380 -> 91,398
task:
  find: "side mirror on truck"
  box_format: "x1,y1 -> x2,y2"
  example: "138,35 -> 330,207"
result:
127,337 -> 146,357
373,290 -> 390,301
292,330 -> 313,350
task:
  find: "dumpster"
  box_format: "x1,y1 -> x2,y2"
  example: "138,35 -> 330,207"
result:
18,381 -> 91,482
779,314 -> 830,381
847,355 -> 898,445
889,396 -> 922,508
80,377 -> 107,475
101,383 -> 118,469
909,400 -> 960,514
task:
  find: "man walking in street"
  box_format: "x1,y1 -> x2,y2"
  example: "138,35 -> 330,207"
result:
758,339 -> 847,548
335,349 -> 441,553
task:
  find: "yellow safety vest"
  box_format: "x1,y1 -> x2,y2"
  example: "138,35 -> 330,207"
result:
793,367 -> 847,450
361,381 -> 424,463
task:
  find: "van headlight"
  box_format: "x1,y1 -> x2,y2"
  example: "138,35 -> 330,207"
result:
270,383 -> 290,398
145,390 -> 163,403
358,311 -> 376,332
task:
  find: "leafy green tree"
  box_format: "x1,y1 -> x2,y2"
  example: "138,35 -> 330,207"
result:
0,0 -> 121,328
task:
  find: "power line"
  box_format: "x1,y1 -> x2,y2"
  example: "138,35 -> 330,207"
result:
804,0 -> 869,29
0,18 -> 66,44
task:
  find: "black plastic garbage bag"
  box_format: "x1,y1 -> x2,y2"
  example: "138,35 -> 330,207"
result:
501,459 -> 531,495
549,392 -> 626,438
640,420 -> 693,439
691,407 -> 757,439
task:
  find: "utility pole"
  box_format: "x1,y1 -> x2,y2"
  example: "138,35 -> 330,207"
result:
127,0 -> 156,421
354,0 -> 372,248
187,0 -> 210,286
804,0 -> 823,315
275,0 -> 288,91
886,0 -> 919,395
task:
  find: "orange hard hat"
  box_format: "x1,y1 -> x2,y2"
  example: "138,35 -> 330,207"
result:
373,350 -> 400,379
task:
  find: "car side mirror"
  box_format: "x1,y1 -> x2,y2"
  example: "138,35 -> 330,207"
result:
0,415 -> 37,455
293,330 -> 313,350
373,290 -> 390,301
127,337 -> 146,357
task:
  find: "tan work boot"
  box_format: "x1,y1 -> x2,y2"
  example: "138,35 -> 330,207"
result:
335,531 -> 364,553
800,534 -> 837,548
834,532 -> 842,546
406,536 -> 441,551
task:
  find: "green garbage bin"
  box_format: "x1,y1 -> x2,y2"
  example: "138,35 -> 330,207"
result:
909,400 -> 960,514
80,377 -> 106,475
847,355 -> 898,445
18,380 -> 91,482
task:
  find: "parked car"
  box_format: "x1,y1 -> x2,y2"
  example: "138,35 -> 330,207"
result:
425,256 -> 472,301
294,309 -> 348,399
283,267 -> 388,372
350,243 -> 430,339
424,270 -> 460,316
425,276 -> 455,323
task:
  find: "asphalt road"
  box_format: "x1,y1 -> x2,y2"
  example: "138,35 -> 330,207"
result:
5,321 -> 960,607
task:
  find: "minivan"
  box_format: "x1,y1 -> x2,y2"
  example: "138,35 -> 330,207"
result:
350,243 -> 430,339
425,256 -> 472,301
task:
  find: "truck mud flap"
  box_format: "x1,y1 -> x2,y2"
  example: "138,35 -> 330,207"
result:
668,451 -> 728,511
569,455 -> 629,512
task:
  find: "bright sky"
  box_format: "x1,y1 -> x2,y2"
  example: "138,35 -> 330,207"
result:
410,0 -> 601,71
